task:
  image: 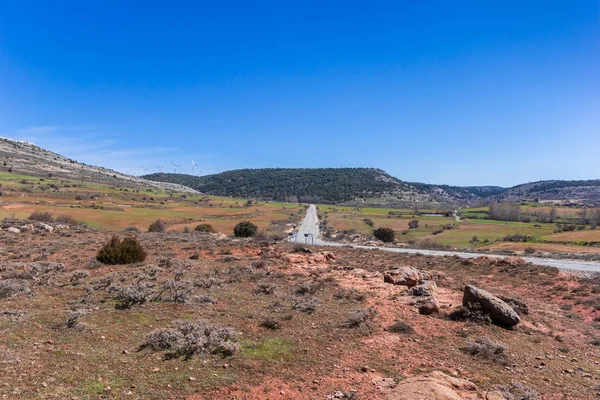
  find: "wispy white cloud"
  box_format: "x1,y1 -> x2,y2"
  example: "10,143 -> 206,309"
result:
10,125 -> 221,177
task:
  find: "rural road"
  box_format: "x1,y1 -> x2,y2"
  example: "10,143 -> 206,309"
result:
293,205 -> 600,274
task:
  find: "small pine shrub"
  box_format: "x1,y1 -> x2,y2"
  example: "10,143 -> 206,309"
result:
195,223 -> 216,233
373,227 -> 395,243
148,219 -> 166,232
233,221 -> 258,237
97,235 -> 147,265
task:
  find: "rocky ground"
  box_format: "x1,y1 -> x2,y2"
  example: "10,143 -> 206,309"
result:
0,222 -> 599,399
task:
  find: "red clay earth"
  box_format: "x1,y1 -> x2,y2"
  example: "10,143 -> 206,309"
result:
0,223 -> 599,399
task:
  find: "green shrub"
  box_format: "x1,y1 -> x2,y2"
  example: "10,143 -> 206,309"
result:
233,221 -> 258,237
408,219 -> 419,229
97,235 -> 147,265
373,227 -> 395,243
148,219 -> 166,232
363,218 -> 374,227
195,223 -> 216,233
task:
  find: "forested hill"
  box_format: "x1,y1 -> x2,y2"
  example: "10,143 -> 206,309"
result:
143,168 -> 503,205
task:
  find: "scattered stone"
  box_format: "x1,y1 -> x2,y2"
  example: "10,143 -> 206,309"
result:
7,227 -> 21,234
418,300 -> 440,315
387,371 -> 476,400
372,377 -> 397,389
462,285 -> 520,327
383,266 -> 429,287
39,223 -> 54,233
501,256 -> 528,266
499,296 -> 529,316
409,280 -> 438,297
485,391 -> 505,400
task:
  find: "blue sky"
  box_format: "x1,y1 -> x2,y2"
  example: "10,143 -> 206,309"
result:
0,1 -> 598,186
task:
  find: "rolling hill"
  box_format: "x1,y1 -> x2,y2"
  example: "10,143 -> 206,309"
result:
143,168 -> 504,206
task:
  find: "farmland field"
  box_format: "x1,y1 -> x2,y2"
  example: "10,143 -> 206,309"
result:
0,172 -> 304,235
319,204 -> 600,252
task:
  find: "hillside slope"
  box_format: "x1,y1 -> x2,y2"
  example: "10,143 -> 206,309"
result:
144,168 -> 502,205
497,180 -> 600,201
0,137 -> 196,193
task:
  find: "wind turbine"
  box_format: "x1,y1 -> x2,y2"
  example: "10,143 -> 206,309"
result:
141,166 -> 148,176
172,162 -> 181,173
126,166 -> 132,175
157,165 -> 164,173
191,159 -> 197,175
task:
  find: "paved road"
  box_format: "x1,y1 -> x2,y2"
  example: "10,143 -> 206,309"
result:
292,204 -> 600,274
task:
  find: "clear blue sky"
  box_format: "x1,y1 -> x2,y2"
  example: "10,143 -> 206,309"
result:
1,1 -> 598,186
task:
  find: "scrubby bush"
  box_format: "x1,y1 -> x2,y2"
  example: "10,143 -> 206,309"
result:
496,382 -> 538,400
195,223 -> 216,233
29,211 -> 54,222
342,307 -> 377,334
233,221 -> 258,237
373,227 -> 395,243
503,233 -> 532,242
408,219 -> 419,229
448,304 -> 492,324
387,320 -> 414,334
141,320 -> 238,359
111,283 -> 154,309
523,247 -> 536,254
291,298 -> 319,314
124,226 -> 141,233
0,279 -> 33,299
254,283 -> 277,295
363,218 -> 374,227
55,214 -> 78,224
462,336 -> 508,364
148,219 -> 166,232
259,318 -> 281,330
96,235 -> 147,265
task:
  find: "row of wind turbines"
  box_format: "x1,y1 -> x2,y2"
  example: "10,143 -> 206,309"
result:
126,159 -> 202,177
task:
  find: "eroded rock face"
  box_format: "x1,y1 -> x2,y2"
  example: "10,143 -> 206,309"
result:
463,285 -> 520,327
386,371 -> 477,400
383,267 -> 429,287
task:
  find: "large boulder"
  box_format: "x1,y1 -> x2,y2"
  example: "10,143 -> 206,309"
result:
383,267 -> 429,287
462,285 -> 520,327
